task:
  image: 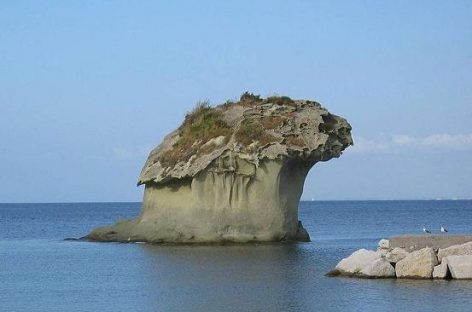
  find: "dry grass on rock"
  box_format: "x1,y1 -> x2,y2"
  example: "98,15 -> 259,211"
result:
260,116 -> 285,130
236,119 -> 279,147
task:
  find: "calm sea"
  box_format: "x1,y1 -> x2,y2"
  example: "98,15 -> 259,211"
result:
1,200 -> 471,312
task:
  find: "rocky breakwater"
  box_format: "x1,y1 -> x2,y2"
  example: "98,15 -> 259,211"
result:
328,237 -> 472,279
87,92 -> 352,243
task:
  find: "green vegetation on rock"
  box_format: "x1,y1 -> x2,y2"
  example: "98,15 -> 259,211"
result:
160,102 -> 231,166
158,92 -> 328,167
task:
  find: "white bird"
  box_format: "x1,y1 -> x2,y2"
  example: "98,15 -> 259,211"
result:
423,226 -> 431,234
440,226 -> 448,233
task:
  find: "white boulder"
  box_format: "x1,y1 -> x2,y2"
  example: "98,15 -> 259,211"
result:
437,241 -> 472,262
395,247 -> 438,278
446,255 -> 472,279
335,249 -> 381,275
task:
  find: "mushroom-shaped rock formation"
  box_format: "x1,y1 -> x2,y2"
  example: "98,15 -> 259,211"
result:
87,93 -> 352,243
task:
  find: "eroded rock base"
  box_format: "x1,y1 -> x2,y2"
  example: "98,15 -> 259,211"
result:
86,218 -> 310,244
87,158 -> 312,244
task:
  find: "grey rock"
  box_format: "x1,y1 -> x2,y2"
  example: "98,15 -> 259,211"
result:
377,248 -> 389,256
385,247 -> 409,264
438,241 -> 472,262
446,255 -> 472,279
360,258 -> 396,278
395,247 -> 438,279
295,220 -> 310,242
432,258 -> 449,279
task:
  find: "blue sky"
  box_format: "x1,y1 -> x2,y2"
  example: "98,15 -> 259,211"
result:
0,1 -> 471,202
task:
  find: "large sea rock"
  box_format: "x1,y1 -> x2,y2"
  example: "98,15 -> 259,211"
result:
87,93 -> 352,243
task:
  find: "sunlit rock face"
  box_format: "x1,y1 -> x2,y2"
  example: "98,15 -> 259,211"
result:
87,94 -> 352,243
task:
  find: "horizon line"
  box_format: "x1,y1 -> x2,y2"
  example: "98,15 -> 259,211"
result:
0,198 -> 471,204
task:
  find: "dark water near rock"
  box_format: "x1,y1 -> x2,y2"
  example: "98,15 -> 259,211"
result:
1,200 -> 472,312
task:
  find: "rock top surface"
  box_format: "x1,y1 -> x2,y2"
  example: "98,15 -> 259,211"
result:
389,235 -> 472,251
138,93 -> 352,186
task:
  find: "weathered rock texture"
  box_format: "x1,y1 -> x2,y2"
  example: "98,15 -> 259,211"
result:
334,249 -> 382,275
360,258 -> 396,278
433,259 -> 449,279
385,247 -> 409,264
328,249 -> 395,278
438,241 -> 472,262
329,248 -> 395,278
446,255 -> 472,279
395,248 -> 438,279
87,94 -> 352,243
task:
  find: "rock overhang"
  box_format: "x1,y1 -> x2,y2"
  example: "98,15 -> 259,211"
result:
137,94 -> 353,187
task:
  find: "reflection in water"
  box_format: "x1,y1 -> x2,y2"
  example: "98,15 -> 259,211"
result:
134,242 -> 472,312
139,244 -> 312,312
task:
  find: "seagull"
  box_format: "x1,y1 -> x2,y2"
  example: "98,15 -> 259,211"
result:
440,226 -> 448,233
423,226 -> 431,234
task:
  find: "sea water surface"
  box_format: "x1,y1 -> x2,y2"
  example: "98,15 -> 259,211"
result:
1,200 -> 472,312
